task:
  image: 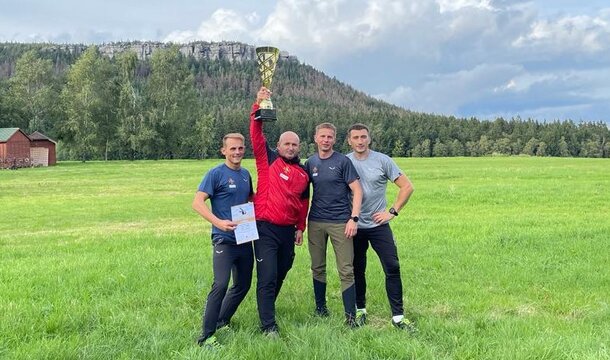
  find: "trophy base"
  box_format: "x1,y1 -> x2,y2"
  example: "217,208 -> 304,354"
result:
254,108 -> 277,122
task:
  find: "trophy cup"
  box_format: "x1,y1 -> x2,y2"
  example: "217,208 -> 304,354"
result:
254,46 -> 280,122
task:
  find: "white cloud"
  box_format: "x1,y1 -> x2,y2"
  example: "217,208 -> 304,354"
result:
164,9 -> 260,43
256,0 -> 416,62
163,0 -> 434,62
376,63 -> 522,115
380,64 -> 610,121
513,11 -> 610,54
160,0 -> 529,67
494,73 -> 557,93
437,0 -> 494,13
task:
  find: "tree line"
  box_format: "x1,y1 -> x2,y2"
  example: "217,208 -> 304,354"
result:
0,42 -> 608,160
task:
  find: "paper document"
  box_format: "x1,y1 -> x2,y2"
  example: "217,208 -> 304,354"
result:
231,202 -> 259,244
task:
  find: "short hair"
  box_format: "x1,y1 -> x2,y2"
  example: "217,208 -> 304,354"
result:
347,123 -> 370,136
222,133 -> 245,147
315,122 -> 337,135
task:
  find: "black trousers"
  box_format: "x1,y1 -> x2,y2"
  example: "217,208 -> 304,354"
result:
353,223 -> 404,316
253,221 -> 296,331
199,241 -> 254,342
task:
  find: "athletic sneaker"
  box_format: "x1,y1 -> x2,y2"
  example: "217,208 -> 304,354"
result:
345,314 -> 363,328
216,319 -> 230,330
200,335 -> 222,350
314,305 -> 330,317
391,318 -> 417,334
355,309 -> 367,326
262,324 -> 280,339
263,325 -> 280,339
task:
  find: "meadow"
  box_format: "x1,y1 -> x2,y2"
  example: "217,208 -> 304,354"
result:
0,157 -> 609,360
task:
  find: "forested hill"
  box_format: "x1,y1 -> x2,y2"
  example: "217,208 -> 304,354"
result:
0,41 -> 608,160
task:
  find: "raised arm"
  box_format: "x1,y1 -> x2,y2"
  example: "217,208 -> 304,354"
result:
250,87 -> 273,171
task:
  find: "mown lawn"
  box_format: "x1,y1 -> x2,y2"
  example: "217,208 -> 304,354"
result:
1,157 -> 609,359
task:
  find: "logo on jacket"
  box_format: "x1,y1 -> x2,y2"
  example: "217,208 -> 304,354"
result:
228,177 -> 236,188
312,166 -> 318,177
279,166 -> 291,180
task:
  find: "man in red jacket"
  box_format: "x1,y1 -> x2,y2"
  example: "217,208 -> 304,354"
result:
249,86 -> 310,337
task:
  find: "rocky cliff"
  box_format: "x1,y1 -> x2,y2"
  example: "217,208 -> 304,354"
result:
97,41 -> 296,62
0,41 -> 296,78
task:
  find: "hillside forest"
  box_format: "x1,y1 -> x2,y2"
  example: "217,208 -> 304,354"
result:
0,42 -> 608,160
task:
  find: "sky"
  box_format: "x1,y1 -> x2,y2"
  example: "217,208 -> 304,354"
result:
1,0 -> 610,123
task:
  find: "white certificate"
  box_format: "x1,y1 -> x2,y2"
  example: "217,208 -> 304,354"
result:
231,202 -> 259,244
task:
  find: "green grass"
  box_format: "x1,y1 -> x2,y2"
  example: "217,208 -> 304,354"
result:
1,157 -> 609,359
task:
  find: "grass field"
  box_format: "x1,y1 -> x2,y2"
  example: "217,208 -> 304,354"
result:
1,157 -> 609,359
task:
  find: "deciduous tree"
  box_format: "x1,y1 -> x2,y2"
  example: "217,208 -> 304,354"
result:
61,46 -> 117,161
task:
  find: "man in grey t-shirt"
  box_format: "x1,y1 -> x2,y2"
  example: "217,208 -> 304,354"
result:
346,123 -> 416,332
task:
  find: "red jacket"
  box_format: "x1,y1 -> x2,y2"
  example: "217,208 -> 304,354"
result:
250,103 -> 310,231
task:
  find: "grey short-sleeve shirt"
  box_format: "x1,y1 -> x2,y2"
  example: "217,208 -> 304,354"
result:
346,150 -> 402,229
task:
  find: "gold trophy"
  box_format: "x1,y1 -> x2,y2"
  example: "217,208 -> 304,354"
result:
255,46 -> 280,122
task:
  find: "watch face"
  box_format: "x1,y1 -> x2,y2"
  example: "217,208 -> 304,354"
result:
352,216 -> 359,222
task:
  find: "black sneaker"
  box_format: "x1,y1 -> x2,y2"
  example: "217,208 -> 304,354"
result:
315,305 -> 330,317
216,319 -> 230,330
198,335 -> 222,350
345,314 -> 363,328
391,317 -> 417,334
355,309 -> 367,326
262,325 -> 280,339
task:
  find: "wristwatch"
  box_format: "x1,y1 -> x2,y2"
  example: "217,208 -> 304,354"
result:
350,216 -> 359,223
389,207 -> 399,216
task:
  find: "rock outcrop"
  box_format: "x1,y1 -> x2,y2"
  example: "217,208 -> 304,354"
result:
97,41 -> 296,62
